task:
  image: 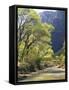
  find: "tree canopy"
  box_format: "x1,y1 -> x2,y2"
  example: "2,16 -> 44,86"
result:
17,8 -> 65,74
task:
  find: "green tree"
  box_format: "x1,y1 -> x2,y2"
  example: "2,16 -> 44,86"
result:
18,8 -> 55,72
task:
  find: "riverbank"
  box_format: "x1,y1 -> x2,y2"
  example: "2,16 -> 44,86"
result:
18,66 -> 65,82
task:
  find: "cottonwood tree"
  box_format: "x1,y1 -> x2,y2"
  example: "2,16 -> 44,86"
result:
18,8 -> 55,71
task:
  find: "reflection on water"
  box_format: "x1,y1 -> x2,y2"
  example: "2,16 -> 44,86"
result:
18,67 -> 65,82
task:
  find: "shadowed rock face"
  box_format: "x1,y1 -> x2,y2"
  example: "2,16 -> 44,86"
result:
40,11 -> 65,53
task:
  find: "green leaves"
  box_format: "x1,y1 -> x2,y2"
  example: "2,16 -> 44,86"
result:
29,9 -> 40,21
17,8 -> 65,74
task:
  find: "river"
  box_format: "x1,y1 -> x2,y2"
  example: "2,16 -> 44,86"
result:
18,66 -> 65,82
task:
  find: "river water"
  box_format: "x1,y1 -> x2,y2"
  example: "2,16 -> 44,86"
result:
18,66 -> 65,82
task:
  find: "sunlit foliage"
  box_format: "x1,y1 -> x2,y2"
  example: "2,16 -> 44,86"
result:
17,8 -> 65,75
